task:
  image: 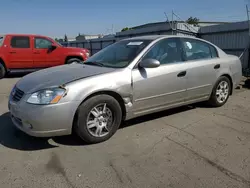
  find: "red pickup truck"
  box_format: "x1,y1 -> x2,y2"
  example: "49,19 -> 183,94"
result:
0,34 -> 90,78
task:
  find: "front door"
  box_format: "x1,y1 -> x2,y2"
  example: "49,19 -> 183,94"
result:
132,38 -> 188,115
7,36 -> 33,69
180,38 -> 220,102
33,37 -> 60,68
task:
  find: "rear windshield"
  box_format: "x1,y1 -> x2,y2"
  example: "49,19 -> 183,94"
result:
0,36 -> 4,47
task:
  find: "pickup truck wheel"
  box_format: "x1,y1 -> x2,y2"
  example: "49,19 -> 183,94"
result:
66,58 -> 82,64
75,94 -> 122,144
0,63 -> 6,79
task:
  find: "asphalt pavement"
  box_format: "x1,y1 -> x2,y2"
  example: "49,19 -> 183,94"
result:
0,76 -> 250,188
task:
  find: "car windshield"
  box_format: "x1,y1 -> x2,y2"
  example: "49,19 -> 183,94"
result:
84,39 -> 152,68
0,36 -> 4,47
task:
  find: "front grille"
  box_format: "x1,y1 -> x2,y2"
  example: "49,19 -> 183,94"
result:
12,87 -> 24,102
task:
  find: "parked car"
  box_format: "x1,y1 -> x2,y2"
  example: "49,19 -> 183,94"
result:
0,34 -> 90,78
8,35 -> 242,144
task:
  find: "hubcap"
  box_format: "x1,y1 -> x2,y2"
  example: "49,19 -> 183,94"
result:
86,103 -> 113,137
216,81 -> 229,103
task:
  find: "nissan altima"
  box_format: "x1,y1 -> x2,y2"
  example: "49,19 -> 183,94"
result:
8,35 -> 242,144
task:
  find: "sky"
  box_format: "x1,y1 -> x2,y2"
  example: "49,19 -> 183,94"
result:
0,0 -> 248,38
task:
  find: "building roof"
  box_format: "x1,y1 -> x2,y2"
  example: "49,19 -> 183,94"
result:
120,35 -> 198,41
131,21 -> 230,30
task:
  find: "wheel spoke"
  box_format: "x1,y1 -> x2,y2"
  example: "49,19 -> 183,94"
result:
216,90 -> 221,95
91,107 -> 100,117
95,126 -> 103,136
87,120 -> 96,129
217,95 -> 222,102
103,103 -> 107,114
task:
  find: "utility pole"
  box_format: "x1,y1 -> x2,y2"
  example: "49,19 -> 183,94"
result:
164,12 -> 175,33
246,5 -> 250,36
171,10 -> 174,35
245,4 -> 250,75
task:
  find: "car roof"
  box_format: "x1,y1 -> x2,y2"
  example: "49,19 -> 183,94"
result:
120,35 -> 220,49
121,35 -> 197,41
4,34 -> 50,38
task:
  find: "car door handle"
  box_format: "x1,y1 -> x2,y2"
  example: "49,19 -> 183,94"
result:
33,51 -> 40,54
9,51 -> 16,54
214,64 -> 220,69
177,71 -> 187,77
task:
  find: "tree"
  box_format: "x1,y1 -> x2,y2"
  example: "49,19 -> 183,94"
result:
121,27 -> 131,32
64,34 -> 68,42
55,38 -> 59,42
186,17 -> 200,26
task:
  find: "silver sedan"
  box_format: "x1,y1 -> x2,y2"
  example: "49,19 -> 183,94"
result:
8,35 -> 242,144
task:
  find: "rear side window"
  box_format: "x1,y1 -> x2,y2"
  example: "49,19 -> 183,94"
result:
11,36 -> 30,48
210,45 -> 218,58
182,38 -> 217,61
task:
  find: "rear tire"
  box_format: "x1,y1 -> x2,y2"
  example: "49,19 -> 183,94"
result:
75,95 -> 122,144
0,63 -> 6,79
66,58 -> 82,64
208,76 -> 231,107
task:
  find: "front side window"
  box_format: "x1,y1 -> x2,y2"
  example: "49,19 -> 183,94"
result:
84,39 -> 152,68
142,38 -> 182,65
35,38 -> 52,49
182,38 -> 216,61
11,36 -> 30,48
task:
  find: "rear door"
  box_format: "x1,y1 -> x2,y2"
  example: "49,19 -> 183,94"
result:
33,37 -> 61,68
7,36 -> 33,69
180,38 -> 220,102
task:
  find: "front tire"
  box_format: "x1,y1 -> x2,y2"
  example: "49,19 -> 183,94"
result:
0,63 -> 6,79
208,76 -> 231,107
75,95 -> 122,144
66,58 -> 82,64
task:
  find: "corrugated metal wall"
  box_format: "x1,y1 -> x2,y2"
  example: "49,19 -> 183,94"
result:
61,22 -> 197,54
61,37 -> 116,55
61,21 -> 249,72
199,21 -> 249,70
201,31 -> 248,50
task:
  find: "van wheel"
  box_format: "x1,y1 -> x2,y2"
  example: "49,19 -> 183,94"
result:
75,95 -> 122,144
0,63 -> 6,79
66,58 -> 82,64
208,76 -> 231,107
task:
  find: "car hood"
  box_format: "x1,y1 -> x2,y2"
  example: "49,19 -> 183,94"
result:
16,64 -> 115,94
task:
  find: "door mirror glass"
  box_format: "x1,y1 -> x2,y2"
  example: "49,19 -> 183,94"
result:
139,58 -> 160,68
48,44 -> 57,50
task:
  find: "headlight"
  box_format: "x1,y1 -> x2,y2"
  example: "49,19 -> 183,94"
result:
86,52 -> 90,57
27,88 -> 66,105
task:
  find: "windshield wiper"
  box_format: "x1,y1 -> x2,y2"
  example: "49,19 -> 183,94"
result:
84,61 -> 105,67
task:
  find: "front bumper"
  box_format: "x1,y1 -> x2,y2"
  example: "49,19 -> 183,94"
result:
8,98 -> 79,137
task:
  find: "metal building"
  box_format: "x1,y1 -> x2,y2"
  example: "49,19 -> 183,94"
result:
61,20 -> 250,75
199,21 -> 249,70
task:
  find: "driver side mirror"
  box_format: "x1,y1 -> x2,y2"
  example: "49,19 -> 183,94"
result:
48,44 -> 57,51
139,58 -> 160,68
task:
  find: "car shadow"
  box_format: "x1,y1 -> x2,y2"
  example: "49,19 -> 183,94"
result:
0,105 -> 196,151
6,72 -> 30,78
